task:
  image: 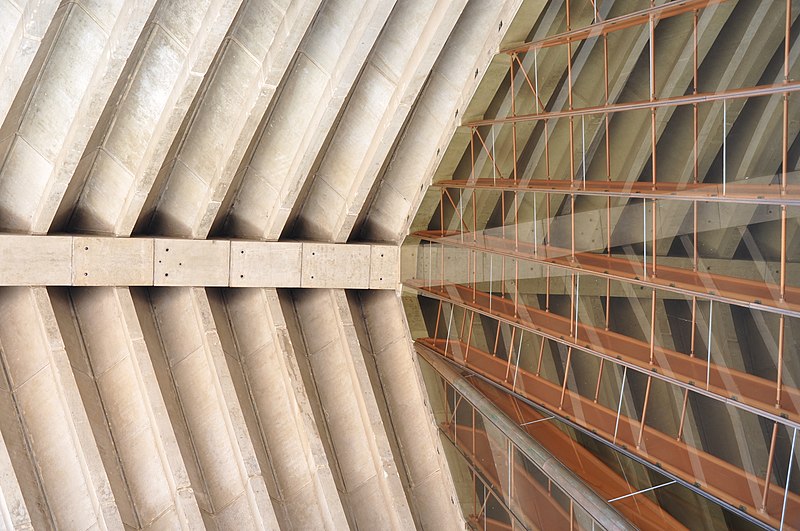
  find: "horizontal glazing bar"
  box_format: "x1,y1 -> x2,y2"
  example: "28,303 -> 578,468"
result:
432,179 -> 800,206
418,344 -> 781,531
465,80 -> 800,127
413,230 -> 800,319
421,353 -> 689,530
405,279 -> 800,430
502,0 -> 723,55
417,338 -> 798,529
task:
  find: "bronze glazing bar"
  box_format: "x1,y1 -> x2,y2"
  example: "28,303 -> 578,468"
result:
503,0 -> 722,55
762,421 -> 780,511
414,230 -> 800,319
535,334 -> 545,376
418,339 -> 796,529
434,299 -> 443,339
511,58 -> 519,179
677,388 -> 689,441
405,280 -> 800,430
778,312 -> 786,409
443,189 -> 470,233
650,6 -> 656,189
459,303 -> 468,339
474,127 -> 504,179
692,8 -> 698,180
504,326 -> 517,381
649,290 -> 656,364
430,179 -> 800,206
513,54 -> 546,113
466,80 -> 800,127
594,358 -> 605,403
470,126 -> 475,183
465,311 -> 475,364
690,296 -> 697,357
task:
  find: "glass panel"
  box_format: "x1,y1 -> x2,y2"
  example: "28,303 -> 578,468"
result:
405,3 -> 800,529
776,424 -> 800,530
417,186 -> 799,304
405,248 -> 800,424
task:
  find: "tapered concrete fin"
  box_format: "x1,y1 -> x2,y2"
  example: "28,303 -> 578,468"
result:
0,0 -> 157,234
0,0 -> 61,128
290,0 -> 468,243
48,286 -> 205,530
0,422 -> 32,529
285,288 -> 415,530
0,287 -> 123,529
218,0 -> 397,240
348,289 -> 467,529
207,287 -> 350,529
52,0 -> 245,237
141,0 -> 324,239
132,286 -> 281,529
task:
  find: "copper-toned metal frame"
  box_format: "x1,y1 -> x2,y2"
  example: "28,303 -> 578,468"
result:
411,0 -> 800,529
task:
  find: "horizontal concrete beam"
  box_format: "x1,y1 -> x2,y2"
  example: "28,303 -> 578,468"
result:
0,236 -> 398,289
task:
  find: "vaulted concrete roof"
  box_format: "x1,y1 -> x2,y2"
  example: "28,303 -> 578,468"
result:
0,0 -> 539,528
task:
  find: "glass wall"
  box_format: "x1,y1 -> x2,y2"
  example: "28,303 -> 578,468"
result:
419,354 -> 608,530
404,1 -> 800,529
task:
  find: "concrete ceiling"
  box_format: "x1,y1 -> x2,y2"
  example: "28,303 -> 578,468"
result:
0,0 -> 546,528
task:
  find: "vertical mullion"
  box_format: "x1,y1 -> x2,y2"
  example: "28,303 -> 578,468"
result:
649,289 -> 657,364
559,346 -> 574,409
636,376 -> 653,449
613,366 -> 628,444
511,54 -> 518,183
777,314 -> 786,408
761,421 -> 780,511
594,360 -> 604,403
434,300 -> 443,339
504,326 -> 518,382
536,336 -> 546,376
465,311 -> 475,364
780,427 -> 797,529
676,388 -> 689,442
